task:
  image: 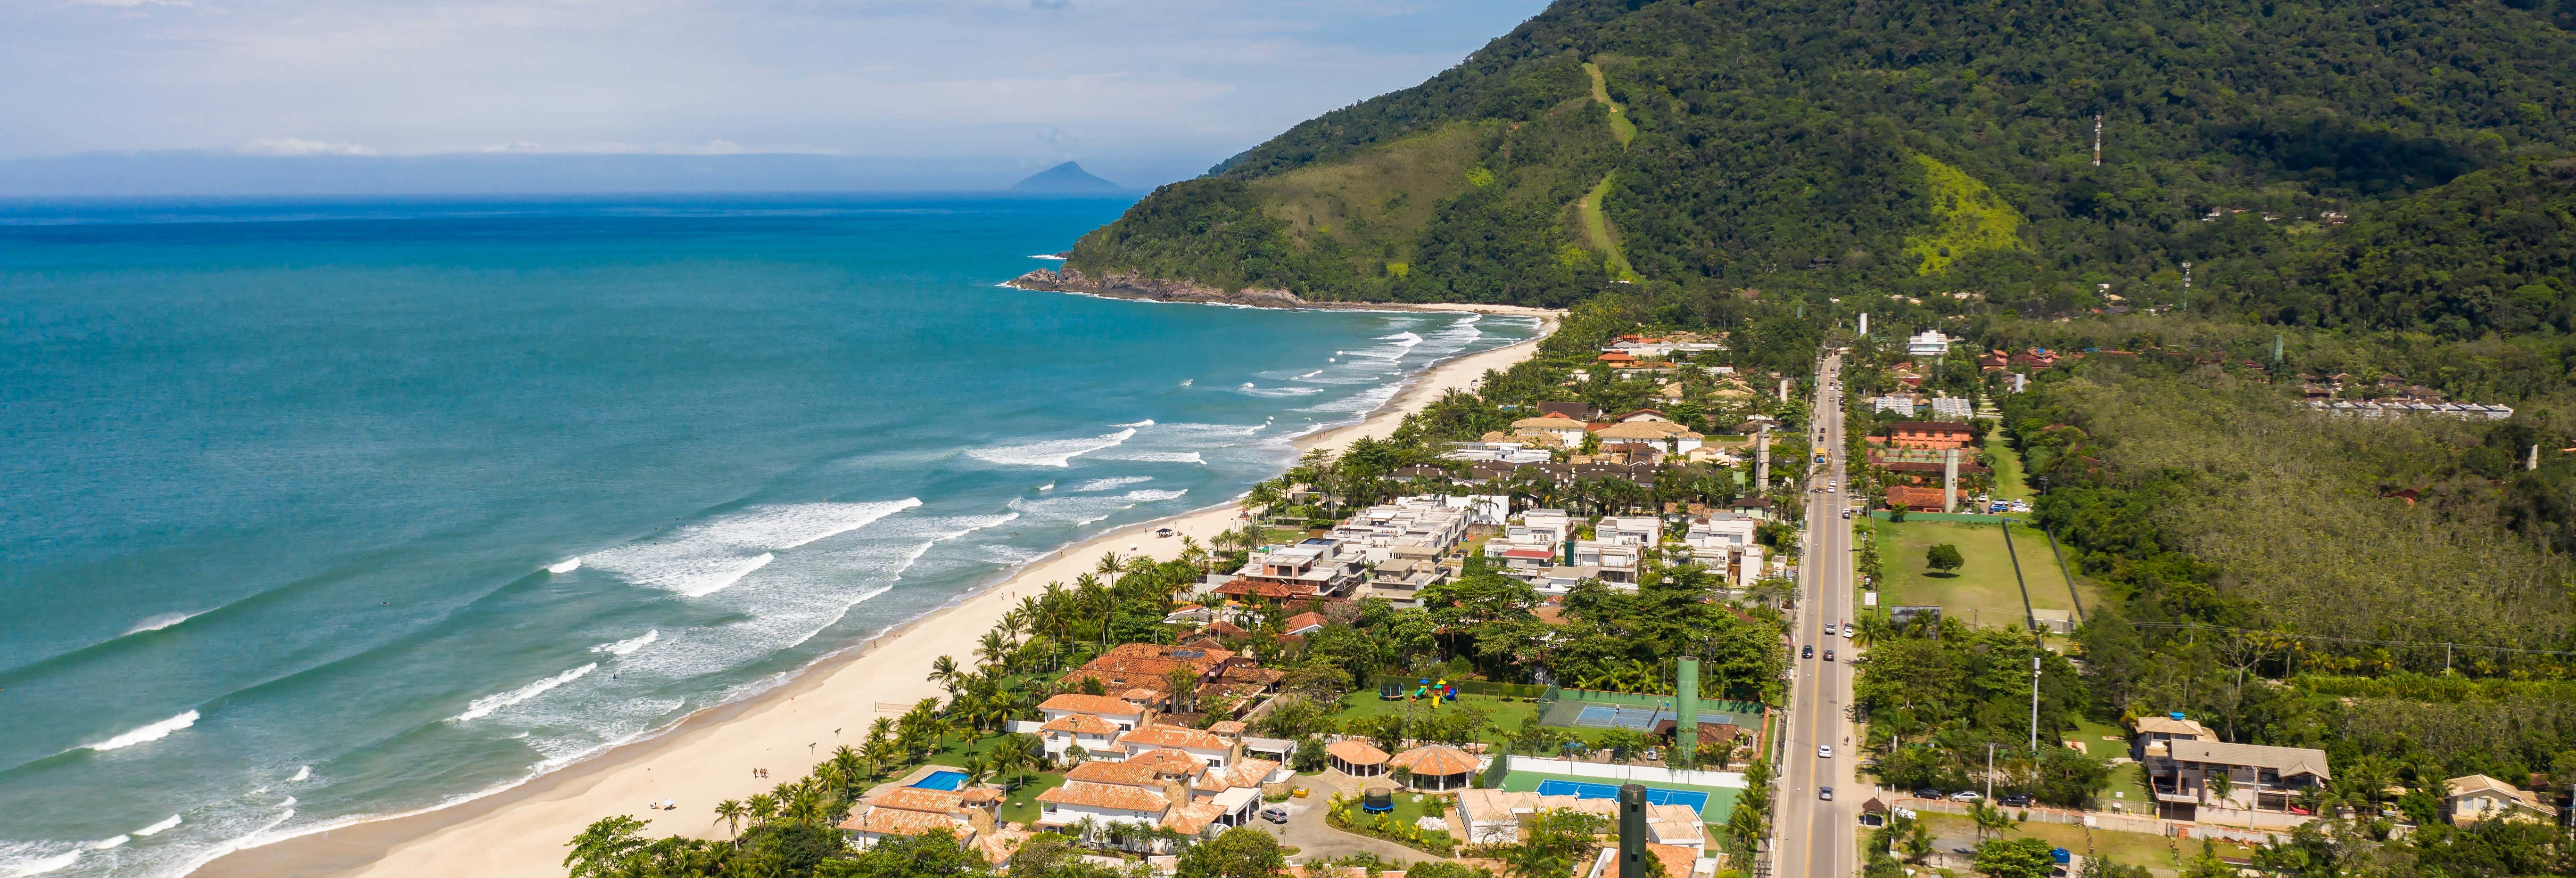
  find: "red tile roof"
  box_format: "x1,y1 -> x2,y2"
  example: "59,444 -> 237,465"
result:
1118,724 -> 1228,751
1038,781 -> 1170,813
1039,693 -> 1147,716
1327,739 -> 1390,765
1041,714 -> 1122,735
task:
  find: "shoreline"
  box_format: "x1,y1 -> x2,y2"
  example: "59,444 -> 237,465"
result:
195,304 -> 1560,878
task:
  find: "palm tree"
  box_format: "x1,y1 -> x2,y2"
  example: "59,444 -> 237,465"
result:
927,655 -> 962,695
1073,815 -> 1104,848
1900,819 -> 1935,863
712,799 -> 748,839
829,746 -> 867,797
746,793 -> 779,825
975,630 -> 1013,670
962,753 -> 994,788
1094,552 -> 1126,587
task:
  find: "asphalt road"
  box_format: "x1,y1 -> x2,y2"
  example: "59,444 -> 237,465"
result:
1774,353 -> 1857,878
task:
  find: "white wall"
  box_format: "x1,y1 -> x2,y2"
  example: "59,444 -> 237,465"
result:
1506,756 -> 1746,788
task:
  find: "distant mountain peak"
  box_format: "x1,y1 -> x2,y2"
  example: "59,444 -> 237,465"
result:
1012,161 -> 1122,193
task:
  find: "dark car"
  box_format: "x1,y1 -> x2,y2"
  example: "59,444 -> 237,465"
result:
1802,645 -> 1814,659
1999,794 -> 2033,808
1913,788 -> 1943,800
1824,649 -> 1835,662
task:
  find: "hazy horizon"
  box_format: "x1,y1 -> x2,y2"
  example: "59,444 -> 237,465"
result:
1,1 -> 1552,196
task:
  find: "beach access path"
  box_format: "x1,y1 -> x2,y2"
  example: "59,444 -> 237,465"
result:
194,301 -> 1559,878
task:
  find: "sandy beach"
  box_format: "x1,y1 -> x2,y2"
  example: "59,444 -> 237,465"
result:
195,302 -> 1558,878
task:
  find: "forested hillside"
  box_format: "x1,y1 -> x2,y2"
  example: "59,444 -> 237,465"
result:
1065,0 -> 2576,336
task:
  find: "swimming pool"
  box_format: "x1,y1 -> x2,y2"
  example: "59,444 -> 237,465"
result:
1533,779 -> 1711,812
912,770 -> 970,791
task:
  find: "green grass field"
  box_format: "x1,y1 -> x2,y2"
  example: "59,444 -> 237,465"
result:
1583,63 -> 1637,147
1873,519 -> 2095,628
1915,813 -> 2250,871
1577,175 -> 1641,282
1326,692 -> 1542,747
1986,434 -> 2033,502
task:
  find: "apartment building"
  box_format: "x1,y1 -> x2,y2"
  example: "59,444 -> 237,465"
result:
1685,514 -> 1766,589
1228,536 -> 1366,598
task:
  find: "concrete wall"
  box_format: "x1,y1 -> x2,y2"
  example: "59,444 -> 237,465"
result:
1505,755 -> 1747,788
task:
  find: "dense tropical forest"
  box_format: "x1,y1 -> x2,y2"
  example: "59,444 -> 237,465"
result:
1066,0 -> 2574,339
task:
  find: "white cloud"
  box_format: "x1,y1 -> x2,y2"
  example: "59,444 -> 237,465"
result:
0,0 -> 1554,173
236,138 -> 377,156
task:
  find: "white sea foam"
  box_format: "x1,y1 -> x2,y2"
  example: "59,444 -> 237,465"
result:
1379,330 -> 1426,346
546,557 -> 582,574
0,847 -> 77,878
1008,488 -> 1190,526
1112,419 -> 1156,427
132,815 -> 181,837
1095,451 -> 1206,464
1237,385 -> 1325,397
124,610 -> 203,635
289,765 -> 311,782
966,427 -> 1136,467
87,836 -> 126,851
1028,254 -> 1067,260
588,499 -> 922,597
1071,476 -> 1154,492
450,664 -> 597,723
1297,370 -> 1323,379
591,630 -> 660,656
83,710 -> 199,752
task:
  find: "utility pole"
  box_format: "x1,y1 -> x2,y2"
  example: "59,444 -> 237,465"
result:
2180,262 -> 2193,311
2029,654 -> 2042,753
2091,114 -> 2103,166
1986,743 -> 1998,802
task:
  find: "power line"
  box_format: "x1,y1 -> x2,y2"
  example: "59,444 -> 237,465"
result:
2127,621 -> 2576,659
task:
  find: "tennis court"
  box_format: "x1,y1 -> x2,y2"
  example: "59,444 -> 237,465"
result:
1572,704 -> 1670,730
1533,779 -> 1711,812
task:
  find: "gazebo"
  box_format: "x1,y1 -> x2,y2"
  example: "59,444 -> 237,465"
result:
1388,745 -> 1479,790
1327,739 -> 1390,777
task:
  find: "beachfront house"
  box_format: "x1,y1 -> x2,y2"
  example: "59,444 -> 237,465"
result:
1229,537 -> 1365,599
839,786 -> 1002,851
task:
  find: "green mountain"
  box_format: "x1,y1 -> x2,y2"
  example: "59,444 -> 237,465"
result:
1011,161 -> 1123,193
1057,0 -> 2576,333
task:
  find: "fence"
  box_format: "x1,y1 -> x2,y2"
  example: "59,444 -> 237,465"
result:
1375,676 -> 1548,699
1866,510 -> 2028,524
1539,685 -> 1764,717
1890,796 -> 2296,845
1503,755 -> 1747,788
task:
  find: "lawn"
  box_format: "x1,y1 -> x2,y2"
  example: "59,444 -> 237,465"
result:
1916,813 -> 2253,871
1873,519 -> 2096,629
1985,434 -> 2033,502
995,771 -> 1068,826
1326,692 -> 1544,748
1331,788 -> 1461,855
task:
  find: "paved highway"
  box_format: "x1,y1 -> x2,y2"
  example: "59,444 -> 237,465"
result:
1774,352 -> 1857,878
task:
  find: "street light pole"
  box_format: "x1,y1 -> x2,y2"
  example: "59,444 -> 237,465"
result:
1985,743 -> 1997,802
2029,654 -> 2042,753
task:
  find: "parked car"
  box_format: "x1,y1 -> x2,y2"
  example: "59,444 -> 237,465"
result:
1819,786 -> 1834,801
1261,807 -> 1289,824
1998,794 -> 2033,807
1950,791 -> 1984,802
1802,645 -> 1814,659
1913,788 -> 1944,800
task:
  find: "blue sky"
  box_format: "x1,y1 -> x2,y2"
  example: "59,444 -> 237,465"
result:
0,0 -> 1551,187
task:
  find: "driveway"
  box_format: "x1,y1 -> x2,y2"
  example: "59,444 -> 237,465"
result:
1253,778 -> 1445,863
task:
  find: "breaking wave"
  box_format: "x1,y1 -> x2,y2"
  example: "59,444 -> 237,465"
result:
123,611 -> 204,635
966,428 -> 1136,467
83,710 -> 199,752
450,664 -> 598,723
590,630 -> 660,656
588,499 -> 922,598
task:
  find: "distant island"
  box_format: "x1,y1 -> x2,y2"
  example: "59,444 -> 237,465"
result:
1009,161 -> 1122,193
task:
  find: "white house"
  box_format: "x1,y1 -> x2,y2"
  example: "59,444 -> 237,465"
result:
1686,515 -> 1766,589
1114,724 -> 1237,769
1907,330 -> 1950,358
1230,537 -> 1366,598
2446,774 -> 2559,826
1036,694 -> 1152,759
1511,413 -> 1592,447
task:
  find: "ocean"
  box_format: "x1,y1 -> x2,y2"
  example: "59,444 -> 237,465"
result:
0,195 -> 1536,877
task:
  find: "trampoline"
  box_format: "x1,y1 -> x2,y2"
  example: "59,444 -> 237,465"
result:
1533,779 -> 1711,813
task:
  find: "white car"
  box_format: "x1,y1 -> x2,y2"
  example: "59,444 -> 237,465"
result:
1949,790 -> 1983,802
1817,745 -> 1833,759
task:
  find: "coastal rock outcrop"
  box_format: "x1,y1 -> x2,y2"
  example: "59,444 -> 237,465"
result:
1008,267 -> 1308,309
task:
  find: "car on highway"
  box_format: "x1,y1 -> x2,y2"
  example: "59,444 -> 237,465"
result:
1950,791 -> 1984,802
1801,645 -> 1814,659
1817,745 -> 1833,759
1998,794 -> 2033,808
1819,786 -> 1834,801
1823,649 -> 1835,661
1841,509 -> 1851,519
1913,788 -> 1943,800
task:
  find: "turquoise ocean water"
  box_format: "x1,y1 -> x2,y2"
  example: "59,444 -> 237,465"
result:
0,195 -> 1535,877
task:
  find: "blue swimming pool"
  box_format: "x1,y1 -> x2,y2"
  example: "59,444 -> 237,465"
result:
912,770 -> 970,791
1533,779 -> 1711,812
